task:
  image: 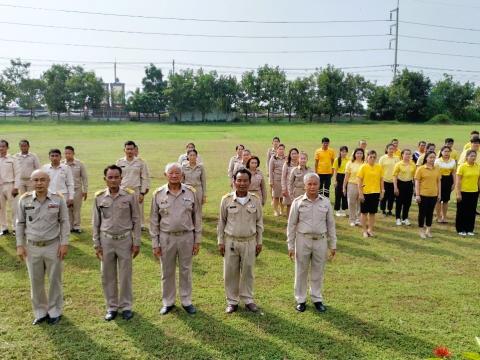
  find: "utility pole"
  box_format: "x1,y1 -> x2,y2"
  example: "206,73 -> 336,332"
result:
114,59 -> 117,82
172,59 -> 175,75
390,0 -> 400,80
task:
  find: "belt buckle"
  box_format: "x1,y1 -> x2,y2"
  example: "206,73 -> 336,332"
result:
37,241 -> 47,247
312,236 -> 318,240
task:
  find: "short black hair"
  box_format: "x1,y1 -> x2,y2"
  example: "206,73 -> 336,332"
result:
418,140 -> 426,146
64,145 -> 75,152
321,137 -> 330,143
19,139 -> 30,146
444,138 -> 454,144
233,168 -> 252,181
0,139 -> 9,147
422,150 -> 437,165
236,144 -> 244,151
187,149 -> 198,156
49,148 -> 61,155
471,130 -> 479,135
104,164 -> 122,176
471,137 -> 480,144
272,136 -> 280,142
124,140 -> 136,148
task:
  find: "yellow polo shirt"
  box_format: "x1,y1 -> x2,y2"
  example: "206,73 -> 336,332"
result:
314,148 -> 335,174
345,161 -> 364,184
415,165 -> 441,197
456,163 -> 480,192
332,157 -> 347,174
379,154 -> 400,183
357,163 -> 383,194
393,160 -> 416,182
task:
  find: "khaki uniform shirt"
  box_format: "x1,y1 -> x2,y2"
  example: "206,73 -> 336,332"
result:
178,153 -> 203,166
92,188 -> 141,247
16,191 -> 70,246
116,157 -> 150,194
150,184 -> 202,247
62,159 -> 88,192
266,148 -> 276,174
287,194 -> 337,251
14,152 -> 40,187
282,162 -> 297,194
288,166 -> 313,196
0,154 -> 16,185
248,170 -> 266,204
228,155 -> 242,178
42,164 -> 74,200
217,192 -> 264,245
182,163 -> 206,196
269,156 -> 285,185
232,161 -> 247,175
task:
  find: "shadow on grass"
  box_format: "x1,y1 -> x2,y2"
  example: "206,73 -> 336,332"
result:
42,316 -> 121,360
0,244 -> 23,272
339,243 -> 388,262
323,307 -> 435,359
66,244 -> 100,270
118,313 -> 213,359
240,309 -> 365,359
178,310 -> 289,359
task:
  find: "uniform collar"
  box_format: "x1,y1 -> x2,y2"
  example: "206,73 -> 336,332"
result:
32,191 -> 54,201
166,184 -> 185,194
301,193 -> 320,202
232,191 -> 251,202
106,187 -> 125,197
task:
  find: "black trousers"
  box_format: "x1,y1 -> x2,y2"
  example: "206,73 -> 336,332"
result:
395,180 -> 413,220
380,182 -> 395,212
318,174 -> 332,197
334,173 -> 348,211
456,191 -> 479,233
418,196 -> 437,227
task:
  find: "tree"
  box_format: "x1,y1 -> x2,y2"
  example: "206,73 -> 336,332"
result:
18,78 -> 45,120
0,77 -> 15,110
216,75 -> 239,114
67,66 -> 104,118
2,58 -> 30,100
367,85 -> 394,120
343,74 -> 371,120
315,65 -> 345,122
193,69 -> 217,121
126,89 -> 159,119
256,65 -> 286,121
238,71 -> 259,120
43,64 -> 72,121
141,64 -> 167,119
165,69 -> 195,121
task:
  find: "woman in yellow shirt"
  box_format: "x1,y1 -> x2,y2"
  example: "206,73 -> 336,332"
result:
379,143 -> 400,216
414,151 -> 441,239
455,150 -> 480,236
434,146 -> 456,223
332,146 -> 348,217
393,149 -> 416,226
343,148 -> 365,226
357,150 -> 384,238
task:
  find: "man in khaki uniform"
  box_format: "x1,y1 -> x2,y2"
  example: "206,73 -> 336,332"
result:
16,170 -> 69,325
218,168 -> 264,314
0,139 -> 18,235
14,139 -> 40,194
92,165 -> 141,321
287,173 -> 337,313
150,163 -> 201,315
63,146 -> 88,233
42,149 -> 74,208
116,141 -> 150,229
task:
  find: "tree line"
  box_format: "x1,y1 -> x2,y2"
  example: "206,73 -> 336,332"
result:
1,58 -> 479,122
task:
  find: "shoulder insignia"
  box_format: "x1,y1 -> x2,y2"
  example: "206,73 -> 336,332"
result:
184,184 -> 196,193
222,192 -> 233,199
95,189 -> 107,197
153,185 -> 166,196
249,192 -> 259,198
124,188 -> 135,194
20,191 -> 33,199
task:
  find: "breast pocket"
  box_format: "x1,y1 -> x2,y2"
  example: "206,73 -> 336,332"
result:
46,207 -> 60,223
246,206 -> 256,214
158,203 -> 170,216
317,207 -> 328,221
227,206 -> 239,214
100,204 -> 112,219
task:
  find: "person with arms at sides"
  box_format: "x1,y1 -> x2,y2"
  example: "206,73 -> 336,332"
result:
412,141 -> 426,163
314,137 -> 335,197
0,139 -> 18,235
458,137 -> 480,165
266,137 -> 280,176
434,146 -> 456,224
391,138 -> 401,158
182,149 -> 207,209
92,165 -> 141,321
288,152 -> 313,200
463,130 -> 479,151
444,138 -> 458,162
379,143 -> 400,217
178,142 -> 203,166
416,143 -> 436,167
343,148 -> 365,227
332,146 -> 348,217
42,149 -> 74,210
247,156 -> 266,206
14,139 -> 40,195
269,144 -> 286,217
287,173 -> 336,313
227,144 -> 244,179
218,168 -> 263,314
281,148 -> 299,217
455,150 -> 480,236
357,150 -> 384,238
415,151 -> 441,239
393,149 -> 416,226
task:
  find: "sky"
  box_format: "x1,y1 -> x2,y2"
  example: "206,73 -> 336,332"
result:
0,0 -> 479,92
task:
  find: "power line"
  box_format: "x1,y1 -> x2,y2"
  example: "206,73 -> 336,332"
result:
401,34 -> 480,45
0,20 -> 390,39
0,38 -> 390,54
400,48 -> 480,59
0,4 -> 391,24
400,20 -> 480,32
401,64 -> 480,73
405,0 -> 480,9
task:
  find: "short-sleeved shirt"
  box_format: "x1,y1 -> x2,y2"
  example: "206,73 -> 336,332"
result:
450,149 -> 459,161
456,163 -> 480,192
379,155 -> 400,183
314,148 -> 335,174
434,158 -> 456,176
345,161 -> 364,185
357,163 -> 383,194
393,149 -> 401,158
393,160 -> 416,182
332,157 -> 347,174
415,165 -> 441,197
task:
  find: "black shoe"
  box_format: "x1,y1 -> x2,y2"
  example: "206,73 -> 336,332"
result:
104,311 -> 118,321
71,229 -> 82,234
387,211 -> 393,216
225,304 -> 238,314
313,302 -> 327,313
245,303 -> 259,313
160,305 -> 175,315
0,229 -> 9,236
47,315 -> 62,325
295,303 -> 306,312
32,316 -> 48,325
122,310 -> 134,320
182,304 -> 197,315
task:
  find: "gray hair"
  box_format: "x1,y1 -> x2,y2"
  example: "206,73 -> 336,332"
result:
164,162 -> 183,174
303,172 -> 319,184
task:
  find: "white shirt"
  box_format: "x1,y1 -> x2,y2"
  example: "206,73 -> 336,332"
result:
42,163 -> 75,200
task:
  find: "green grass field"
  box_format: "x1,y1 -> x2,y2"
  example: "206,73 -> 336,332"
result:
0,122 -> 479,360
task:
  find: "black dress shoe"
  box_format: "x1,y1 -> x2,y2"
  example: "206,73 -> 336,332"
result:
295,303 -> 306,312
122,310 -> 134,320
182,304 -> 197,314
32,316 -> 48,325
245,303 -> 259,313
225,304 -> 238,314
313,302 -> 327,312
47,315 -> 62,325
159,305 -> 175,315
0,229 -> 9,236
104,311 -> 118,321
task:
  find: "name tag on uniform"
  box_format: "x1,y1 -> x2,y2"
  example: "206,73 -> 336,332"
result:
25,206 -> 35,210
229,205 -> 237,209
48,203 -> 59,209
247,204 -> 256,209
183,198 -> 192,202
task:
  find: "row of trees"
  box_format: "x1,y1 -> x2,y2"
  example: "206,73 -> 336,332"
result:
1,57 -> 479,122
